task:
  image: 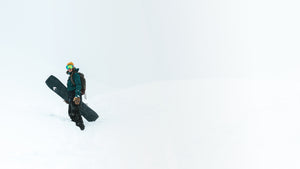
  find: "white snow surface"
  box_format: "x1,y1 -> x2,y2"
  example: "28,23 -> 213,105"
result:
1,0 -> 300,168
1,78 -> 300,169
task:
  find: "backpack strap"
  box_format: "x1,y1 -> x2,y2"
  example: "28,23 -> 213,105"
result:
70,72 -> 75,85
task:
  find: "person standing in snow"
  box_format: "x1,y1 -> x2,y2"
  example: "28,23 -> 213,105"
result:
65,62 -> 85,130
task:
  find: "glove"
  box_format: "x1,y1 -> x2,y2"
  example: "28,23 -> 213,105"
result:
73,97 -> 80,105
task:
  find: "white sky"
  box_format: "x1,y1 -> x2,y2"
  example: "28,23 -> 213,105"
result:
1,0 -> 300,88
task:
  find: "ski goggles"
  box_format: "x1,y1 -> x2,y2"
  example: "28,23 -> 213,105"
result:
66,65 -> 74,70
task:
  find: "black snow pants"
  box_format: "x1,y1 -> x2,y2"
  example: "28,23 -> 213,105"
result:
68,91 -> 84,127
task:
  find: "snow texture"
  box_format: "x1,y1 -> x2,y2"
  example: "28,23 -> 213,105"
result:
1,0 -> 300,168
1,79 -> 300,169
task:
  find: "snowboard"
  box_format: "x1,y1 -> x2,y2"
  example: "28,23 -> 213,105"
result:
45,75 -> 99,122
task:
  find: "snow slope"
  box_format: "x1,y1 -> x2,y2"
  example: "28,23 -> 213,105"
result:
1,0 -> 300,168
1,78 -> 300,169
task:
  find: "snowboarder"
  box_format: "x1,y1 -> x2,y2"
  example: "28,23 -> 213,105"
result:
65,62 -> 85,130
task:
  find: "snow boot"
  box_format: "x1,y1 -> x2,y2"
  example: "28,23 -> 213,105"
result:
76,122 -> 85,130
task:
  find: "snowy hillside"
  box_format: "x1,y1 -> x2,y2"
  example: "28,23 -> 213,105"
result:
1,0 -> 300,168
1,78 -> 300,169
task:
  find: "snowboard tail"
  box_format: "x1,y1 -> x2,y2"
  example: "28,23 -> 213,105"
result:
45,75 -> 99,122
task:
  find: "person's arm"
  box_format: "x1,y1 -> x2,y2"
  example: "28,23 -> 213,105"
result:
73,73 -> 82,98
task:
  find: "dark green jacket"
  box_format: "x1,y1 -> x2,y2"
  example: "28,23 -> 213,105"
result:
67,68 -> 82,97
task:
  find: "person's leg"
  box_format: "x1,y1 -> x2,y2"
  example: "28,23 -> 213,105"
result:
68,103 -> 76,122
70,99 -> 85,130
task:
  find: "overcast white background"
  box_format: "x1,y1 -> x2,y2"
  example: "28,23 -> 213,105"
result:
1,1 -> 300,169
1,0 -> 300,89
